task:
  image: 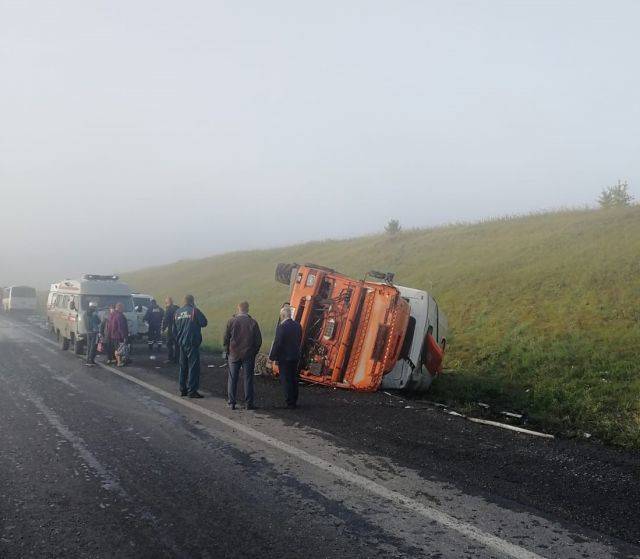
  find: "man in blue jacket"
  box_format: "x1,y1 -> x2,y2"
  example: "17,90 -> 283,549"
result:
269,305 -> 303,409
174,294 -> 208,398
144,299 -> 164,352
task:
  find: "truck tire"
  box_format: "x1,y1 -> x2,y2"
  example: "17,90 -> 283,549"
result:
254,353 -> 274,377
275,263 -> 299,286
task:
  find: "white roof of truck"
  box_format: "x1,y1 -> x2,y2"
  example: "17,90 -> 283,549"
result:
396,285 -> 428,300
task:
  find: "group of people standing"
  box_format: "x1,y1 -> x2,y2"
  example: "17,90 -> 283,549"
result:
84,301 -> 129,367
82,295 -> 303,408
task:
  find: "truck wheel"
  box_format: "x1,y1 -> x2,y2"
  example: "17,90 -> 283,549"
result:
254,353 -> 273,377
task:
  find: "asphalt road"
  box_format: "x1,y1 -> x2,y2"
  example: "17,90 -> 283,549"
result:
1,314 -> 638,559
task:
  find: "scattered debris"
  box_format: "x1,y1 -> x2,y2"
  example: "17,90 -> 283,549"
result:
382,392 -> 551,438
468,417 -> 554,439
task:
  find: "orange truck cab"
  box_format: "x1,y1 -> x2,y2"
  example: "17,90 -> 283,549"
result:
273,264 -> 413,391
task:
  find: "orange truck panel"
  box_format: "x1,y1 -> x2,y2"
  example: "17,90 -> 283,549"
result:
273,264 -> 410,392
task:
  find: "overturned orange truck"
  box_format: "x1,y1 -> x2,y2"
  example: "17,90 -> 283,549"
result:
271,264 -> 448,392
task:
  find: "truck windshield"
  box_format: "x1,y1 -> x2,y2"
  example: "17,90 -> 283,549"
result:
80,295 -> 134,312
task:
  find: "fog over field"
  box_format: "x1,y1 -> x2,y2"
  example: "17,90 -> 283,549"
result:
1,0 -> 639,287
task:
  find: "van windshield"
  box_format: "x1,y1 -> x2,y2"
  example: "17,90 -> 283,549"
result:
80,295 -> 134,312
133,297 -> 151,308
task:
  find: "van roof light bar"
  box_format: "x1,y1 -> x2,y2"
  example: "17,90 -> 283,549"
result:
82,274 -> 119,281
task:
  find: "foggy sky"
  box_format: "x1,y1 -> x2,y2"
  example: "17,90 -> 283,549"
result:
1,0 -> 639,288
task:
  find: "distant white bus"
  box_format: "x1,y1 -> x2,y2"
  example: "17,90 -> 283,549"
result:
2,285 -> 37,313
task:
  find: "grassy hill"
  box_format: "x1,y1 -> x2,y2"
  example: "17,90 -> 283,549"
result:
123,206 -> 640,447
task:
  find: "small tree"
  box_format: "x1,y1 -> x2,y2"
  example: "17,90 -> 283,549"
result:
598,180 -> 633,208
385,219 -> 402,236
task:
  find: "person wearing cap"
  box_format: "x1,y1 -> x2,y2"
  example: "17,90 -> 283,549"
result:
84,301 -> 101,366
144,299 -> 164,352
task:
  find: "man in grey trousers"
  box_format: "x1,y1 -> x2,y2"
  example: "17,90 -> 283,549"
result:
223,301 -> 262,410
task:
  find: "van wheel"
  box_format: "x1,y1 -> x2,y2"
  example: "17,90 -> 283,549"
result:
72,336 -> 84,355
59,332 -> 69,351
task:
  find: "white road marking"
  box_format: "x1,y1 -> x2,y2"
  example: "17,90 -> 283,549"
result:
17,322 -> 545,559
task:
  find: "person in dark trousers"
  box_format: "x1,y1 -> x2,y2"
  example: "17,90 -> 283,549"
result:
269,306 -> 303,408
144,299 -> 164,352
223,301 -> 262,410
174,294 -> 208,398
101,304 -> 116,364
108,302 -> 129,367
162,297 -> 179,364
84,301 -> 101,366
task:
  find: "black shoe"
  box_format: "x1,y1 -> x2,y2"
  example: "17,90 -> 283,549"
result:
188,391 -> 204,399
180,390 -> 188,397
228,403 -> 236,410
245,404 -> 257,410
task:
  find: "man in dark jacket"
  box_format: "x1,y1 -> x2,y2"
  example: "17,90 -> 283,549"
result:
174,294 -> 208,398
144,299 -> 164,352
269,306 -> 303,408
84,301 -> 102,366
223,301 -> 262,410
162,297 -> 179,364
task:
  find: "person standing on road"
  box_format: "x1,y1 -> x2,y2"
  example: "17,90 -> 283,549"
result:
101,304 -> 116,364
108,302 -> 129,367
162,297 -> 179,364
144,299 -> 164,352
223,301 -> 262,410
84,301 -> 101,367
269,305 -> 303,408
174,294 -> 208,398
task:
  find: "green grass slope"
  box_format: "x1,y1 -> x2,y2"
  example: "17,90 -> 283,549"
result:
123,207 -> 640,447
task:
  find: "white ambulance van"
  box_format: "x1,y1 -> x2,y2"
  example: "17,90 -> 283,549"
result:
47,275 -> 138,353
2,285 -> 37,313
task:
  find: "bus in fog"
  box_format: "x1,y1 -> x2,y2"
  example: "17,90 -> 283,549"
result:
2,285 -> 37,313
